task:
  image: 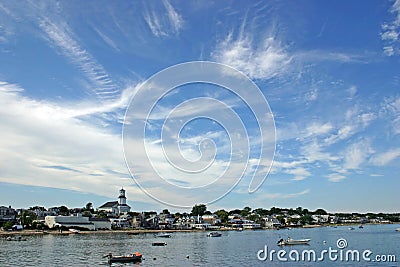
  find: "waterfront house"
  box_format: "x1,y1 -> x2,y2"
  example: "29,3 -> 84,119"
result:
263,216 -> 282,229
0,206 -> 16,222
202,214 -> 221,225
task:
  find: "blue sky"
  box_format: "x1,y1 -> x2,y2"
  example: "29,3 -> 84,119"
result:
0,0 -> 399,213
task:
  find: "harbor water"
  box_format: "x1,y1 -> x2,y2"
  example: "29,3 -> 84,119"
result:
0,224 -> 399,266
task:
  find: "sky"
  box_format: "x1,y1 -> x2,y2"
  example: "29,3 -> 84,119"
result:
0,0 -> 399,213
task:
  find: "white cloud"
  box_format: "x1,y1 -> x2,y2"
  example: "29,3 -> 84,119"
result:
163,0 -> 183,34
370,148 -> 400,166
381,0 -> 400,56
144,0 -> 183,37
39,18 -> 118,100
0,82 -> 141,200
343,140 -> 373,170
326,173 -> 346,182
213,30 -> 291,80
285,167 -> 311,181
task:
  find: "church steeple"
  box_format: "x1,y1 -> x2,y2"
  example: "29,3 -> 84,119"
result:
118,187 -> 126,205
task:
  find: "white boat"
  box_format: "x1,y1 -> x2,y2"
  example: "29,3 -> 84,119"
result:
154,233 -> 171,238
396,228 -> 400,232
277,237 -> 310,246
68,229 -> 80,234
348,227 -> 355,230
207,232 -> 222,237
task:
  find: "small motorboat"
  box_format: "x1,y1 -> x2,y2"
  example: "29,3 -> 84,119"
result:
68,229 -> 80,234
6,236 -> 27,241
277,237 -> 310,246
152,242 -> 167,246
348,227 -> 355,230
104,252 -> 142,264
207,232 -> 222,237
395,228 -> 400,232
359,225 -> 364,229
154,233 -> 171,238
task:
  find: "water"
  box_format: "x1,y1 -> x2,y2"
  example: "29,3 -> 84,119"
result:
0,224 -> 399,266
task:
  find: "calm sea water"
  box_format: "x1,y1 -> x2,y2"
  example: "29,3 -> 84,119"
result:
0,224 -> 399,266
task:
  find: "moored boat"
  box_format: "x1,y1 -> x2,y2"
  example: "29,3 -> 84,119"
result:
152,242 -> 167,246
68,229 -> 80,234
277,237 -> 310,246
104,252 -> 142,264
154,233 -> 171,238
207,232 -> 222,237
396,228 -> 400,232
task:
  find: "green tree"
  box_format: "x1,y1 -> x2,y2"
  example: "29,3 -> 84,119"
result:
19,210 -> 37,229
82,211 -> 92,218
191,204 -> 207,216
276,215 -> 286,225
253,208 -> 270,217
3,221 -> 13,230
295,207 -> 303,215
214,209 -> 229,223
300,214 -> 313,225
96,211 -> 108,218
162,209 -> 170,215
314,209 -> 327,215
59,206 -> 69,215
228,209 -> 242,215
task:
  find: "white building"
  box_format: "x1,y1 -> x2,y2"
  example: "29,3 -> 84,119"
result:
45,215 -> 111,230
98,188 -> 131,216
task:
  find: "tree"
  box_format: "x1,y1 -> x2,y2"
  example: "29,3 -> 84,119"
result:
300,214 -> 313,225
314,209 -> 327,215
295,207 -> 303,215
214,210 -> 228,223
82,211 -> 92,218
19,210 -> 37,229
253,208 -> 270,217
3,221 -> 13,230
228,209 -> 242,215
97,211 -> 108,218
59,206 -> 69,215
162,209 -> 170,215
85,202 -> 93,212
276,215 -> 286,225
191,204 -> 207,216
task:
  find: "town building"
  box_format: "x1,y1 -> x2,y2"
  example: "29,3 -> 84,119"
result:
0,206 -> 16,222
44,214 -> 111,230
98,188 -> 131,216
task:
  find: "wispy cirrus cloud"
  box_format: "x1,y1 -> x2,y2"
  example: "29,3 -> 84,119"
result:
212,24 -> 291,80
144,0 -> 183,37
39,18 -> 119,100
381,0 -> 400,56
370,148 -> 400,166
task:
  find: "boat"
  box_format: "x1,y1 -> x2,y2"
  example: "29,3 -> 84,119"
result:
207,232 -> 222,237
152,242 -> 167,246
359,225 -> 364,229
68,229 -> 80,234
6,236 -> 27,241
395,228 -> 400,232
348,227 -> 355,230
104,252 -> 142,264
154,233 -> 171,238
277,237 -> 310,246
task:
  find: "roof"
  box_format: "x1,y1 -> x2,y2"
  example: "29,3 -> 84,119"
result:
89,217 -> 110,222
98,201 -> 118,208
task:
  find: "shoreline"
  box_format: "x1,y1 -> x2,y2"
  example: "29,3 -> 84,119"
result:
1,222 -> 399,237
